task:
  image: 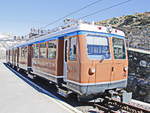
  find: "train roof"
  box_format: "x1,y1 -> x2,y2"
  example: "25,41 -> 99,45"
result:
8,22 -> 125,50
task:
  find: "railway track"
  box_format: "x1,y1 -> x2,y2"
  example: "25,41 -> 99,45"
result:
108,99 -> 150,113
5,64 -> 150,113
92,99 -> 150,113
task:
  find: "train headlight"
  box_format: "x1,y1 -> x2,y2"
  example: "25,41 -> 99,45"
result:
89,68 -> 95,75
124,67 -> 128,72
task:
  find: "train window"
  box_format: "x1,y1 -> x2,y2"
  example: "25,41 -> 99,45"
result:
86,35 -> 110,60
112,38 -> 126,59
69,37 -> 77,61
21,47 -> 27,58
40,43 -> 47,58
33,44 -> 39,58
48,41 -> 56,59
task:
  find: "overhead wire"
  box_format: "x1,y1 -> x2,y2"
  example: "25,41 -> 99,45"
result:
41,0 -> 104,29
78,0 -> 132,19
41,0 -> 132,29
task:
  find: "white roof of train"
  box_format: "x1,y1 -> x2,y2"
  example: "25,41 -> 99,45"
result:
8,22 -> 125,49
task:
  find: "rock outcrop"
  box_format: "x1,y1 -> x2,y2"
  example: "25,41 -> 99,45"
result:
127,50 -> 150,103
96,12 -> 150,50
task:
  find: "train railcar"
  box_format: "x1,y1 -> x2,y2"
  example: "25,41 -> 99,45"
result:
6,20 -> 129,100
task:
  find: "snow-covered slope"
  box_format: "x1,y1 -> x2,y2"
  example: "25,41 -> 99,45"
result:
0,33 -> 24,60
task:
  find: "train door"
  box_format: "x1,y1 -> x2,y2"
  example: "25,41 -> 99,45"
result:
15,49 -> 18,66
63,38 -> 69,81
28,45 -> 32,70
111,37 -> 127,81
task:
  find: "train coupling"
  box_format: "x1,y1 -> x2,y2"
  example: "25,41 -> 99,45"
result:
107,89 -> 132,103
121,90 -> 132,103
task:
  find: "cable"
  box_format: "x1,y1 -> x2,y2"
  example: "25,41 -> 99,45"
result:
78,0 -> 132,19
41,0 -> 104,29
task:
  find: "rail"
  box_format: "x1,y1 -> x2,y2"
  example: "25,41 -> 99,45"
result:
93,98 -> 150,113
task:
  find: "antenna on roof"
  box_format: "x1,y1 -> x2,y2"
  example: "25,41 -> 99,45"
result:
63,18 -> 83,25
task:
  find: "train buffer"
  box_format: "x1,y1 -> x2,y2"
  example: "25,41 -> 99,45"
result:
0,62 -> 81,113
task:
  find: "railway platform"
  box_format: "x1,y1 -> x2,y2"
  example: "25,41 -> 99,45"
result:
0,62 -> 81,113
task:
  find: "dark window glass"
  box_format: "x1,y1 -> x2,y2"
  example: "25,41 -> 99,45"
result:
112,38 -> 126,59
69,37 -> 77,61
65,40 -> 68,62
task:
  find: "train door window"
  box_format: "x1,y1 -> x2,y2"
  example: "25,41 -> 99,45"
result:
86,35 -> 110,60
40,43 -> 47,58
48,41 -> 56,59
21,47 -> 27,58
69,37 -> 77,61
112,38 -> 126,59
33,44 -> 39,58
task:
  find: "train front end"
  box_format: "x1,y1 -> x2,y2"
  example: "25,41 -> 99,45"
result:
66,24 -> 128,99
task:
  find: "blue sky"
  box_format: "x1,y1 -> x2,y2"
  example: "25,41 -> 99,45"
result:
0,0 -> 150,35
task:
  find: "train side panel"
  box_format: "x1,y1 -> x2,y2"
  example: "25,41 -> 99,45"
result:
31,39 -> 64,83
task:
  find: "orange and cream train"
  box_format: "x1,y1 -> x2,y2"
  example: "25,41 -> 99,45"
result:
6,21 -> 128,100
